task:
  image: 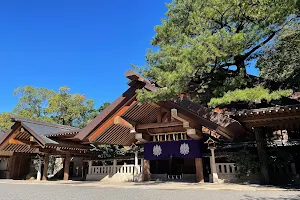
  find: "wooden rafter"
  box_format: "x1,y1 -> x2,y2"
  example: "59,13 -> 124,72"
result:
8,138 -> 28,145
113,116 -> 134,129
0,123 -> 21,151
136,121 -> 183,130
88,100 -> 137,142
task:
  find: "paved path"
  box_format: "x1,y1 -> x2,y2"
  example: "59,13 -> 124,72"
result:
0,181 -> 299,200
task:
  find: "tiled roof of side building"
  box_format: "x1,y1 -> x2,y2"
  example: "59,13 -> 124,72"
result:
4,116 -> 81,146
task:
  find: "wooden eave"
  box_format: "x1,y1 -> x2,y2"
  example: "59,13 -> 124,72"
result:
230,105 -> 300,129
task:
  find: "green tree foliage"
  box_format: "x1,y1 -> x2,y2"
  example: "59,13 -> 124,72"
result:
0,86 -> 109,131
230,148 -> 259,177
13,86 -> 55,122
0,112 -> 13,132
257,24 -> 300,91
136,0 -> 299,105
46,86 -> 97,127
208,86 -> 292,107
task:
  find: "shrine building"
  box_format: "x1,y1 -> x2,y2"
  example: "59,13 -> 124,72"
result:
0,70 -> 300,184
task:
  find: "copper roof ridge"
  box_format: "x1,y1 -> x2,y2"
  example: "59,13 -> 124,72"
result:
12,116 -> 79,130
228,104 -> 300,115
44,131 -> 80,137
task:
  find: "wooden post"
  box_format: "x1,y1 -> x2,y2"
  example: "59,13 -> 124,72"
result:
143,159 -> 150,181
36,158 -> 42,181
195,158 -> 204,183
209,148 -> 218,183
42,154 -> 49,180
113,159 -> 117,174
63,152 -> 71,181
157,107 -> 162,123
254,127 -> 270,184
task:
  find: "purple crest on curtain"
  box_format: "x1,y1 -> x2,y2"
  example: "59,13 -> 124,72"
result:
144,140 -> 201,160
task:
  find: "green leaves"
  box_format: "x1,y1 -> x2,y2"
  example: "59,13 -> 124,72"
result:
258,24 -> 300,90
13,86 -> 55,118
137,0 -> 299,105
0,112 -> 13,132
46,86 -> 97,127
0,86 -> 110,130
208,86 -> 292,107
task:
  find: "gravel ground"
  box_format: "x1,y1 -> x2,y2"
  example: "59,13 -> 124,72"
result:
0,182 -> 300,200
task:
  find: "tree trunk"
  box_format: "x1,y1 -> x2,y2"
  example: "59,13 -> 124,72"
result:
234,56 -> 246,77
254,127 -> 270,184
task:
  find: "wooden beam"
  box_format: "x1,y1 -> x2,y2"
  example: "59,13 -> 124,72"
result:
9,138 -> 27,145
157,107 -> 162,123
186,129 -> 202,140
113,116 -> 134,129
136,121 -> 183,130
0,123 -> 22,151
161,111 -> 170,122
42,154 -> 49,180
75,82 -> 141,141
88,100 -> 136,142
135,133 -> 151,143
171,109 -> 192,128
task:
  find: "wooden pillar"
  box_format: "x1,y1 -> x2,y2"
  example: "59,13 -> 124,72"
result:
157,107 -> 162,123
42,154 -> 49,180
254,127 -> 269,184
113,159 -> 117,174
143,159 -> 150,181
36,158 -> 42,181
195,158 -> 204,183
63,152 -> 71,181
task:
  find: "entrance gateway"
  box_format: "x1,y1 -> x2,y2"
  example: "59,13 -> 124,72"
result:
76,70 -> 245,183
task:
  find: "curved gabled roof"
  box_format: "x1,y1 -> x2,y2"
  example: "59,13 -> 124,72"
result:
75,70 -> 246,145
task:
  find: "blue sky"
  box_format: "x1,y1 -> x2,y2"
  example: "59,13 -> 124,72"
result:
0,1 -> 170,112
0,1 -> 259,113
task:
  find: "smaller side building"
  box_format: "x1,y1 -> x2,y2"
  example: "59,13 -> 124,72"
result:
0,117 -> 92,180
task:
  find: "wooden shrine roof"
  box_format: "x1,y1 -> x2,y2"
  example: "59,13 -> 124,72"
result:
227,104 -> 300,130
0,117 -> 89,154
75,70 -> 247,145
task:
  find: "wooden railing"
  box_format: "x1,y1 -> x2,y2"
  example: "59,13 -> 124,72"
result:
90,165 -> 142,175
215,163 -> 296,175
216,163 -> 238,174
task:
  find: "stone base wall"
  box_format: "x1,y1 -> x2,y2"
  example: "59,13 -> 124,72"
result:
86,173 -> 143,182
151,174 -> 196,182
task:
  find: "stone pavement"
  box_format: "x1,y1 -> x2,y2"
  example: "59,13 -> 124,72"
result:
1,182 -> 300,200
0,179 -> 298,191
